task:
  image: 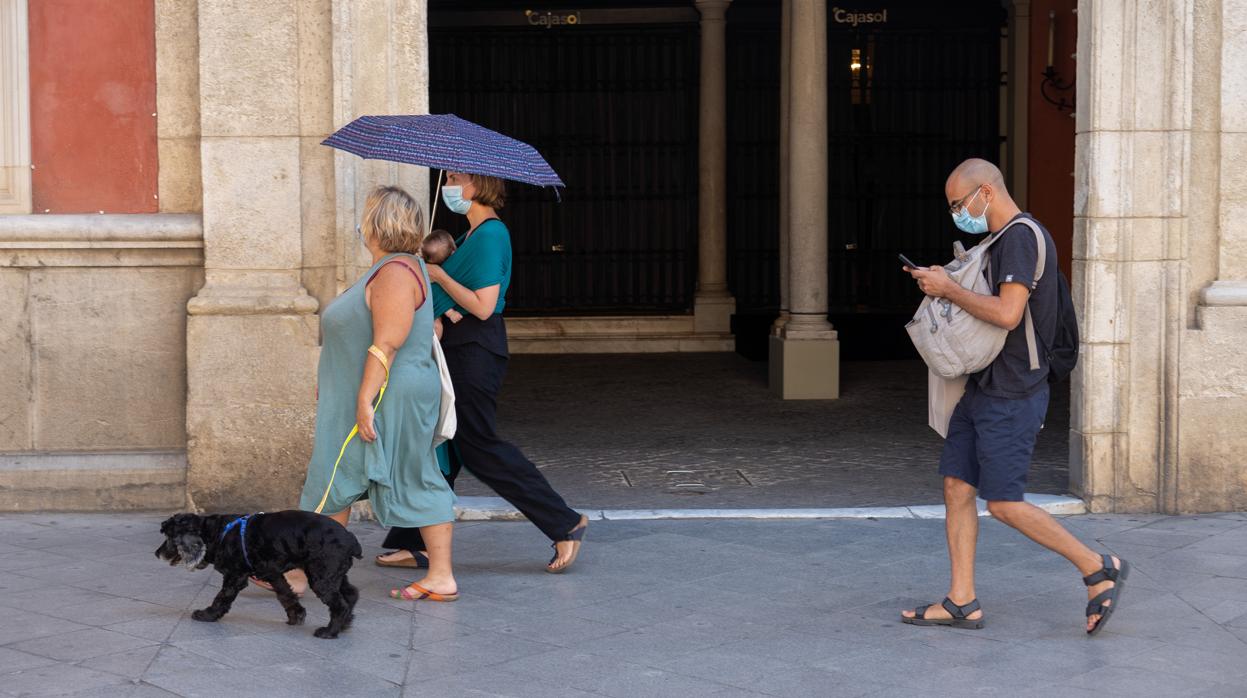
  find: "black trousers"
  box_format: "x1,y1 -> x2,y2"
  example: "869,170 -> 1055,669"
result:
382,342 -> 580,552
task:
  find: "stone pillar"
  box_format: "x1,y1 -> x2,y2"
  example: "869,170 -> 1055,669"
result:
1072,0 -> 1247,513
769,0 -> 838,399
693,0 -> 736,334
0,0 -> 31,214
186,0 -> 322,511
1180,0 -> 1247,511
772,0 -> 792,334
154,0 -> 202,213
329,0 -> 430,299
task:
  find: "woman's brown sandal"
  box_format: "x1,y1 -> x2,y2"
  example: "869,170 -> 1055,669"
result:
375,550 -> 429,569
546,515 -> 589,574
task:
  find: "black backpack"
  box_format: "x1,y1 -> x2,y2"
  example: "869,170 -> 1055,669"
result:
1045,268 -> 1079,383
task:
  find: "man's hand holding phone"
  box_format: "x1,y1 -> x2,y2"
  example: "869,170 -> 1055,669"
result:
898,253 -> 926,271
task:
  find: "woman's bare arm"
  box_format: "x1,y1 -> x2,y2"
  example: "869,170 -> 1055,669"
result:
357,263 -> 424,441
428,264 -> 500,321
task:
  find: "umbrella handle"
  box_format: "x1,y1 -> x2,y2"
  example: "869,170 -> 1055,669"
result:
430,169 -> 443,233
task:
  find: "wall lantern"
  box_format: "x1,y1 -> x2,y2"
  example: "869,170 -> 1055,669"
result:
1039,9 -> 1075,112
850,44 -> 873,105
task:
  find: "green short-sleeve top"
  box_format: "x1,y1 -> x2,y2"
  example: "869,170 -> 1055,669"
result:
432,218 -> 512,317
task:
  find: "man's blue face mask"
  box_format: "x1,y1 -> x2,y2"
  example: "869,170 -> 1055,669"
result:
950,187 -> 990,234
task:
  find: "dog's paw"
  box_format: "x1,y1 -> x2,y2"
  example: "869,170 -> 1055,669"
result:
313,626 -> 339,639
191,609 -> 219,623
286,608 -> 306,626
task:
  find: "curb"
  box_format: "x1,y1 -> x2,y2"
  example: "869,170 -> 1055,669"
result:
452,493 -> 1087,522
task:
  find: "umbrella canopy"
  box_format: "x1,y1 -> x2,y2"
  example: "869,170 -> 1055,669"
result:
322,114 -> 564,189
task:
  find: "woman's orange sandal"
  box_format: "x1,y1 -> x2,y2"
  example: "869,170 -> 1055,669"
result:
389,582 -> 459,602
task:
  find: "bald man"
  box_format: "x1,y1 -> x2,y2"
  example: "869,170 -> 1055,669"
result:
900,159 -> 1128,636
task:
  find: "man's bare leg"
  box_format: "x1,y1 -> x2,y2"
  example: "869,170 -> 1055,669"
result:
902,476 -> 984,621
986,500 -> 1117,631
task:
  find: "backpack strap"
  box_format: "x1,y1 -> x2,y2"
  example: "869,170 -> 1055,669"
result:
1009,217 -> 1048,371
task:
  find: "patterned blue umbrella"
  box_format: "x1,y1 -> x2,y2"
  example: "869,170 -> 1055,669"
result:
322,113 -> 564,189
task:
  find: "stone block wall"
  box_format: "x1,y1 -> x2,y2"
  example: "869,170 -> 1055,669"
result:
0,214 -> 202,510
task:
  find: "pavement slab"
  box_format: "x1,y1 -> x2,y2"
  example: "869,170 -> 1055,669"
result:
0,512 -> 1242,696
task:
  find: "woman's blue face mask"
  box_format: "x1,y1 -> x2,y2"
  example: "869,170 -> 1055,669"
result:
441,185 -> 472,215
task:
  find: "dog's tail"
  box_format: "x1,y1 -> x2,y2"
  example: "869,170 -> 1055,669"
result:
350,534 -> 362,560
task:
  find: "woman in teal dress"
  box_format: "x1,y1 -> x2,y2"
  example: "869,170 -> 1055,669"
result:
295,185 -> 458,602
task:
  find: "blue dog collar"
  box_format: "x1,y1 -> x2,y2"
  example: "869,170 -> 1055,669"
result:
220,513 -> 259,569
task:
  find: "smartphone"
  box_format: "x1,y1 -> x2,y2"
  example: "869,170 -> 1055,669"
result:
898,253 -> 925,270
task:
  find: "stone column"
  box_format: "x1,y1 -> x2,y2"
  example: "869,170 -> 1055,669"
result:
693,0 -> 736,334
186,0 -> 322,511
769,0 -> 838,399
329,0 -> 430,298
1181,0 -> 1247,511
772,0 -> 792,334
0,0 -> 31,214
1072,0 -> 1247,513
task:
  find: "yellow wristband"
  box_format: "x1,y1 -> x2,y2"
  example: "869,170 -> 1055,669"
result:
367,345 -> 390,380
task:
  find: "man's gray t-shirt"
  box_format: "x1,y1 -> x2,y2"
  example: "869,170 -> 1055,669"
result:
972,213 -> 1059,399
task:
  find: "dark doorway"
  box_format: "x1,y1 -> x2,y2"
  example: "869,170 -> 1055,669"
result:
429,1 -> 1008,356
728,1 -> 1008,359
429,2 -> 701,314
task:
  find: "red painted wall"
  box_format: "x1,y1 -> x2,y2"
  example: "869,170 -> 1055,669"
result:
29,0 -> 158,213
1027,0 -> 1078,278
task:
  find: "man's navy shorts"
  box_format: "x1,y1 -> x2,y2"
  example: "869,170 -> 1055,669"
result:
939,380 -> 1050,502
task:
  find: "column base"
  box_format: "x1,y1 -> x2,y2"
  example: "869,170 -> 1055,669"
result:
186,286 -> 321,511
769,333 -> 840,399
770,310 -> 790,335
693,292 -> 736,334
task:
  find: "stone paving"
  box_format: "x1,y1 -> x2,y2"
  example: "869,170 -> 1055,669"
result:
454,354 -> 1070,509
1,511 -> 1246,697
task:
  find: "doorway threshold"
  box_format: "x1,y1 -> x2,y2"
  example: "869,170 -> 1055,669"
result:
453,493 -> 1086,521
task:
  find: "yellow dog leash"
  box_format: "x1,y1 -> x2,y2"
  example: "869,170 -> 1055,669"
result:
313,344 -> 389,514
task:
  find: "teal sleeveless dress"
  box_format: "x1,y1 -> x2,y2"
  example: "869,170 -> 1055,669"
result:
299,253 -> 455,528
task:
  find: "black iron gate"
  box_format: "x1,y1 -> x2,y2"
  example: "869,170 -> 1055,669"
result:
724,1 -> 1006,357
825,2 -> 1006,314
430,6 -> 699,314
431,1 -> 1006,332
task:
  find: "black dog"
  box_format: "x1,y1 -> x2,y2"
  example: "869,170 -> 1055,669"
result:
155,510 -> 362,638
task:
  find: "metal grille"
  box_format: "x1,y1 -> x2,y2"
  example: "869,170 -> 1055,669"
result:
825,7 -> 1006,312
726,15 -> 782,312
725,2 -> 1006,315
430,25 -> 699,314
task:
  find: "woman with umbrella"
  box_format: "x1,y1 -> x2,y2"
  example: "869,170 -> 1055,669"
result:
378,171 -> 589,586
325,115 -> 588,584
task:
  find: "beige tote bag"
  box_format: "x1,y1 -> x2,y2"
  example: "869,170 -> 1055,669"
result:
431,336 -> 457,445
928,370 -> 967,438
